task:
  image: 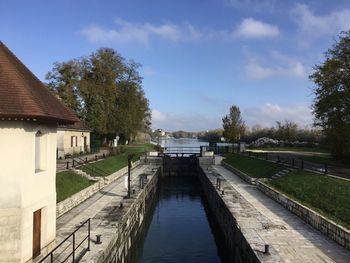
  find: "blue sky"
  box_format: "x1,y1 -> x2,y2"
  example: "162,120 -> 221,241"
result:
1,0 -> 350,131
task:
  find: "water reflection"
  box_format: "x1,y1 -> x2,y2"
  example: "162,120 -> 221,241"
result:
128,177 -> 229,263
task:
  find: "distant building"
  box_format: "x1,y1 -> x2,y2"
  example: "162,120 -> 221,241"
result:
0,41 -> 78,262
57,121 -> 91,159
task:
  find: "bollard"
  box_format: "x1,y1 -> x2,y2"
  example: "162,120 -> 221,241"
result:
264,244 -> 269,254
119,203 -> 123,209
292,159 -> 295,167
325,163 -> 328,174
66,161 -> 69,169
277,156 -> 280,163
85,157 -> 88,163
96,234 -> 102,244
72,159 -> 75,167
265,152 -> 268,160
132,189 -> 135,194
95,155 -> 98,161
216,178 -> 221,190
301,160 -> 304,170
221,190 -> 225,195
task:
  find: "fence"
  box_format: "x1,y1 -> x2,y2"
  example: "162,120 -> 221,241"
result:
242,151 -> 337,176
39,218 -> 90,263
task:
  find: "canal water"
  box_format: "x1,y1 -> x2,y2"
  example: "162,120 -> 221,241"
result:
127,176 -> 230,263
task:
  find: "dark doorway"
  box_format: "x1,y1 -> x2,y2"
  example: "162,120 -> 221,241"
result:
33,209 -> 41,258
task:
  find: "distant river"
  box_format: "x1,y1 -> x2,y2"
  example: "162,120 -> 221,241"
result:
159,138 -> 209,148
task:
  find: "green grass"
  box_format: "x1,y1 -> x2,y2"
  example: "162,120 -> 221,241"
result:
267,170 -> 350,229
299,155 -> 350,168
223,153 -> 284,178
81,143 -> 155,177
56,171 -> 95,203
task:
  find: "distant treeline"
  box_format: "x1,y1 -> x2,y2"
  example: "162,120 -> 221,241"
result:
171,120 -> 323,145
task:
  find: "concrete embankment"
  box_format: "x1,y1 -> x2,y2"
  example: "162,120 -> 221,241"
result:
93,166 -> 160,262
197,161 -> 283,263
53,162 -> 162,263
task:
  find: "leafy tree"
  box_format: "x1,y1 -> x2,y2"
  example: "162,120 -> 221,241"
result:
46,60 -> 81,113
222,105 -> 245,142
310,31 -> 350,159
46,48 -> 151,145
275,120 -> 298,141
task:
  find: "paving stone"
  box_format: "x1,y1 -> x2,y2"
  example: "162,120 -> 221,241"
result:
213,165 -> 350,263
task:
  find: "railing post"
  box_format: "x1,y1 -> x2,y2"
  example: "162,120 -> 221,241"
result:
301,160 -> 304,170
72,232 -> 75,262
265,152 -> 268,160
325,163 -> 328,174
66,161 -> 69,169
72,159 -> 75,167
277,155 -> 280,162
88,218 -> 91,251
51,253 -> 53,263
95,155 -> 98,161
292,159 -> 295,167
85,157 -> 88,163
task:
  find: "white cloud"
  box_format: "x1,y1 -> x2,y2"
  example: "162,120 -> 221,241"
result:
81,18 -> 202,45
143,66 -> 157,76
243,103 -> 313,127
235,18 -> 280,39
244,50 -> 307,80
151,109 -> 220,132
292,4 -> 350,44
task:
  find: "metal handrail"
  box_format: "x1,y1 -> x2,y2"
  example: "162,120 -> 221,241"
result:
73,157 -> 109,177
39,218 -> 90,263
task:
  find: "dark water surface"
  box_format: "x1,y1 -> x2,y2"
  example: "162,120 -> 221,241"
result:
128,176 -> 229,263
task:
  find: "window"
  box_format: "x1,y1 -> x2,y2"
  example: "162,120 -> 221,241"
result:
35,130 -> 46,172
71,136 -> 78,147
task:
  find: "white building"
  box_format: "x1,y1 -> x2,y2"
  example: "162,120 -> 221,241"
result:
0,41 -> 78,262
57,121 -> 91,159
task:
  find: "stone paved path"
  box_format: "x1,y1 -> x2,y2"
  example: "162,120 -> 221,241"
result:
44,164 -> 158,262
213,165 -> 350,263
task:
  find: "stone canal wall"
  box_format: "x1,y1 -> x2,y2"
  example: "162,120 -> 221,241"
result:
197,164 -> 284,263
257,180 -> 350,251
95,167 -> 160,263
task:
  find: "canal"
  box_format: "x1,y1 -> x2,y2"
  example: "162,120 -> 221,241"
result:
127,176 -> 230,263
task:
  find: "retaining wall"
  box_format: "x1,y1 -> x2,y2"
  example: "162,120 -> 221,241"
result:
197,165 -> 283,263
257,181 -> 350,251
222,161 -> 257,185
56,160 -> 140,218
95,168 -> 160,263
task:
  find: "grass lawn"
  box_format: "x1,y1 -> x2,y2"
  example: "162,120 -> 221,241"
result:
81,143 -> 155,177
223,153 -> 284,178
56,171 -> 95,203
299,155 -> 350,169
267,170 -> 350,229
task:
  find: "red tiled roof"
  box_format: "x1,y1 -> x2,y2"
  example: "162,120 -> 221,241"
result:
0,41 -> 79,124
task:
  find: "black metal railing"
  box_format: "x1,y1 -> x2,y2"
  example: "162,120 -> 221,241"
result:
39,218 -> 90,263
73,157 -> 109,177
240,151 -> 335,176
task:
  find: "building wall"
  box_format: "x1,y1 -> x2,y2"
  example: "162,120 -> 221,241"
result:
0,121 -> 57,262
57,130 -> 90,159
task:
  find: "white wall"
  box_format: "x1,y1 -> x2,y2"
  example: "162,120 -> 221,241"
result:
0,121 -> 57,262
